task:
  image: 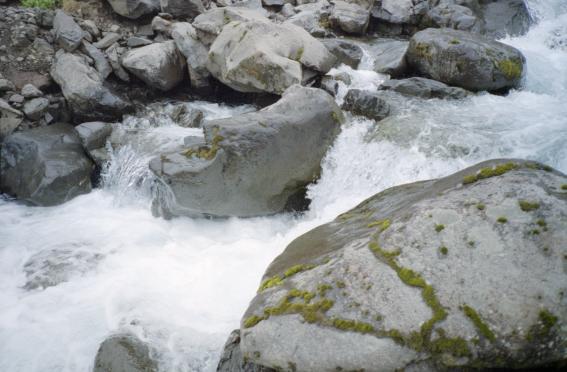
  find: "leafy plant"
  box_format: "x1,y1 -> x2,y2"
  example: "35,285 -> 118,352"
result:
21,0 -> 60,9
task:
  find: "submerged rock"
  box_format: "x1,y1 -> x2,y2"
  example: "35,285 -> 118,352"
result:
406,28 -> 526,92
0,123 -> 94,206
93,333 -> 157,372
342,89 -> 391,121
150,86 -> 342,218
321,39 -> 363,69
51,51 -> 131,122
206,20 -> 336,94
239,159 -> 567,371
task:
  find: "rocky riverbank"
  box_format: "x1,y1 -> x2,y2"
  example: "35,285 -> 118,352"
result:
0,0 -> 565,371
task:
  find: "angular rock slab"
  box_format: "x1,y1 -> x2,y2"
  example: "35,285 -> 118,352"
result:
122,41 -> 186,91
207,20 -> 336,94
406,28 -> 526,92
51,51 -> 131,122
53,10 -> 84,52
240,160 -> 567,371
150,86 -> 342,218
0,123 -> 94,206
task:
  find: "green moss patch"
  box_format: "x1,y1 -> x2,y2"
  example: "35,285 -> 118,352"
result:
462,163 -> 518,185
462,305 -> 496,342
519,200 -> 540,212
439,246 -> 448,255
183,134 -> 224,160
367,219 -> 391,232
561,184 -> 567,191
331,318 -> 375,333
497,217 -> 508,224
258,264 -> 317,292
435,224 -> 445,233
497,59 -> 522,80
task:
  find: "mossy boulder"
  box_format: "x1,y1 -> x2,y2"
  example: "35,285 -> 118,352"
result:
149,86 -> 342,218
93,333 -> 157,372
206,19 -> 336,94
239,159 -> 567,371
406,28 -> 526,92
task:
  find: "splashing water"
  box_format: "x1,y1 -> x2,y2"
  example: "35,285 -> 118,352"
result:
1,1 -> 567,371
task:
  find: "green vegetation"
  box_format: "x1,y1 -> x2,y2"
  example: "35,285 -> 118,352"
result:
439,246 -> 448,255
258,263 -> 317,292
536,219 -> 548,231
497,59 -> 522,80
183,134 -> 225,160
518,200 -> 540,212
258,275 -> 283,292
331,318 -> 374,333
497,217 -> 508,224
21,0 -> 59,8
367,219 -> 391,232
244,315 -> 264,328
449,39 -> 460,45
561,184 -> 567,190
462,305 -> 496,342
462,162 -> 518,185
435,224 -> 445,233
476,203 -> 485,211
527,309 -> 559,341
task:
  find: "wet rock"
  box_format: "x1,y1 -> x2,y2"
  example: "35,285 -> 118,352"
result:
22,97 -> 49,120
217,330 -> 275,372
51,51 -> 131,122
329,1 -> 370,35
81,40 -> 113,80
0,99 -> 24,140
342,89 -> 391,121
171,22 -> 211,89
239,159 -> 567,371
93,333 -> 157,372
0,123 -> 94,206
406,28 -> 526,92
170,105 -> 204,128
150,86 -> 342,218
160,0 -> 205,20
53,10 -> 84,52
20,83 -> 43,98
122,41 -> 186,91
320,75 -> 339,97
321,39 -> 363,69
370,39 -> 409,77
75,121 -> 113,151
106,0 -> 161,19
479,0 -> 531,39
207,20 -> 336,94
379,77 -> 471,99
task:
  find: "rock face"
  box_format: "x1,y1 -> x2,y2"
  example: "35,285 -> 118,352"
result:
51,51 -> 131,122
192,7 -> 267,46
329,1 -> 370,35
406,28 -> 526,92
217,330 -> 275,372
0,99 -> 23,140
122,41 -> 186,91
369,39 -> 409,77
171,22 -> 210,89
53,10 -> 84,52
93,333 -> 157,372
206,20 -> 336,94
239,160 -> 567,371
106,0 -> 161,19
0,123 -> 93,206
160,0 -> 205,19
150,86 -> 342,218
479,0 -> 532,38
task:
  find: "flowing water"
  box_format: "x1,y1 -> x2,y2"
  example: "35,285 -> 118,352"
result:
1,1 -> 566,371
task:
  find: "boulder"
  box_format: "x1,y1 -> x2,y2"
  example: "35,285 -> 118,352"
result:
370,0 -> 429,34
479,0 -> 531,38
22,97 -> 49,121
285,1 -> 332,37
0,123 -> 93,206
321,39 -> 363,69
207,20 -> 336,94
106,0 -> 161,19
171,22 -> 211,89
0,79 -> 16,92
0,99 -> 23,140
81,40 -> 113,80
106,43 -> 132,82
150,86 -> 342,218
329,1 -> 370,35
20,84 -> 43,98
53,10 -> 84,52
93,32 -> 121,49
379,77 -> 471,99
342,89 -> 390,121
369,39 -> 409,77
122,41 -> 186,91
75,121 -> 113,151
239,159 -> 567,371
93,334 -> 157,372
424,3 -> 483,33
217,330 -> 276,372
406,28 -> 526,92
51,51 -> 131,122
160,0 -> 205,19
192,7 -> 267,46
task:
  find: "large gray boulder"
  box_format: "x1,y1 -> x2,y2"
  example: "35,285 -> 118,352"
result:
150,86 -> 342,218
329,1 -> 370,35
342,89 -> 391,121
171,23 -> 210,89
379,77 -> 471,99
321,39 -> 363,69
106,0 -> 161,19
122,41 -> 186,91
479,0 -> 532,38
406,28 -> 526,92
424,3 -> 484,33
0,99 -> 23,140
160,0 -> 205,19
93,333 -> 157,372
239,159 -> 567,371
368,39 -> 409,77
207,20 -> 336,94
0,123 -> 94,206
192,7 -> 267,46
51,51 -> 131,122
285,1 -> 332,38
371,0 -> 429,34
53,10 -> 84,52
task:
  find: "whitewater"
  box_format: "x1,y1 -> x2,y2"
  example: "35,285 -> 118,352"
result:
1,0 -> 566,370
